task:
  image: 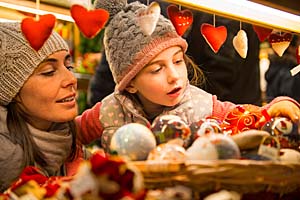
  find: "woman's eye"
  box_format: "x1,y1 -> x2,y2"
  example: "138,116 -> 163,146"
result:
41,70 -> 55,76
151,67 -> 162,73
175,59 -> 184,64
66,65 -> 75,72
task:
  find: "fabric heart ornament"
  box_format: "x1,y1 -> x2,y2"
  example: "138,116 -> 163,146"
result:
136,1 -> 161,35
201,23 -> 227,53
252,25 -> 272,42
71,4 -> 109,39
233,29 -> 248,58
21,14 -> 56,51
167,4 -> 193,36
268,33 -> 293,57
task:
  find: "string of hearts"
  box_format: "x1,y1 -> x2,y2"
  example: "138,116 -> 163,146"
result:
20,1 -> 300,76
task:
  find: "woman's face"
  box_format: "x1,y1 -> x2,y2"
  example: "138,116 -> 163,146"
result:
17,50 -> 78,130
128,46 -> 188,108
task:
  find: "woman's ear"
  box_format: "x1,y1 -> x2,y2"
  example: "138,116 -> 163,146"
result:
125,83 -> 137,94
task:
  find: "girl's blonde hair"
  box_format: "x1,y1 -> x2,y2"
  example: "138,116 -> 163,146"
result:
184,54 -> 206,87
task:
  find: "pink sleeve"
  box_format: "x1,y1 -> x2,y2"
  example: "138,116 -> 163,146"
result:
76,102 -> 103,145
262,96 -> 300,110
211,95 -> 237,120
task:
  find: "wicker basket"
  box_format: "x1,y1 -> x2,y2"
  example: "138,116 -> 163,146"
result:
132,160 -> 300,195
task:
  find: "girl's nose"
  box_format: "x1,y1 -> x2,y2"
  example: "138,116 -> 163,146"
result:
167,65 -> 180,83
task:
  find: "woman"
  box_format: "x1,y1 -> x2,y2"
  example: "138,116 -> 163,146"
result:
0,22 -> 86,191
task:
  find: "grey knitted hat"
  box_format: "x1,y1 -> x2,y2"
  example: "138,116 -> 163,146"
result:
0,22 -> 69,106
94,0 -> 188,91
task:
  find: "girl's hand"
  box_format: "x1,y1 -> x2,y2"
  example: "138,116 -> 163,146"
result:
266,100 -> 300,123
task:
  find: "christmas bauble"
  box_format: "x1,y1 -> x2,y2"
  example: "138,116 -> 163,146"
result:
151,115 -> 192,148
261,117 -> 300,150
147,142 -> 186,162
110,123 -> 156,161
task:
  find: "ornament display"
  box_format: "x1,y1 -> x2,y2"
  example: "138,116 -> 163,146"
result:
151,115 -> 192,148
257,135 -> 280,160
261,117 -> 300,150
224,104 -> 263,135
147,142 -> 187,162
268,32 -> 293,57
167,4 -> 193,36
110,123 -> 156,161
136,1 -> 161,35
201,23 -> 227,53
21,14 -> 56,51
70,4 -> 109,39
233,29 -> 248,58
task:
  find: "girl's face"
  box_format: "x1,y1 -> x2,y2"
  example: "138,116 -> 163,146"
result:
128,46 -> 188,108
16,50 -> 78,130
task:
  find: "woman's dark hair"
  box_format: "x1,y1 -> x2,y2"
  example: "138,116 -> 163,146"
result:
6,101 -> 77,168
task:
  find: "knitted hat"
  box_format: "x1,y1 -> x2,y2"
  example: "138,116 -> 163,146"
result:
94,0 -> 188,91
0,22 -> 69,106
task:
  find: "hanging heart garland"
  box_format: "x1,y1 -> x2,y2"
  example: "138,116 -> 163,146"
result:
252,25 -> 272,42
70,4 -> 109,39
268,32 -> 293,57
167,4 -> 193,36
21,14 -> 56,51
233,29 -> 248,58
297,45 -> 300,64
201,23 -> 227,53
136,1 -> 161,36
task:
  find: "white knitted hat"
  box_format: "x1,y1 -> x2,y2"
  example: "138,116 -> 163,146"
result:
0,22 -> 69,106
94,0 -> 188,91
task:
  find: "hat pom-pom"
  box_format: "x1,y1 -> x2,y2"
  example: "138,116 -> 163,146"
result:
94,0 -> 127,21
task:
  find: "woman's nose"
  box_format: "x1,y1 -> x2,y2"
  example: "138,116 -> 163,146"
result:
62,69 -> 77,89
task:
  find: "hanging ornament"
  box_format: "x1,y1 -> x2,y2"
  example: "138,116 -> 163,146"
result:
268,32 -> 293,57
233,24 -> 248,59
167,4 -> 193,36
70,4 -> 109,39
21,14 -> 56,51
252,25 -> 272,42
136,1 -> 161,36
201,22 -> 227,53
290,64 -> 300,76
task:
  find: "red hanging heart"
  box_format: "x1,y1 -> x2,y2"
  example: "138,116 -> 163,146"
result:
167,4 -> 193,36
201,23 -> 227,53
21,14 -> 56,51
252,25 -> 272,42
70,4 -> 109,39
268,32 -> 293,56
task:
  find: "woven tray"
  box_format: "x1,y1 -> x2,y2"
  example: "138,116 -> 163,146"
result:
132,160 -> 300,194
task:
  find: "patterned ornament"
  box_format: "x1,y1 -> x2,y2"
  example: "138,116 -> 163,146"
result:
167,4 -> 193,36
136,1 -> 161,35
252,25 -> 272,42
147,142 -> 187,162
233,29 -> 248,58
21,14 -> 56,51
70,4 -> 109,39
268,32 -> 293,57
224,105 -> 263,135
151,115 -> 192,148
261,117 -> 300,150
201,23 -> 227,53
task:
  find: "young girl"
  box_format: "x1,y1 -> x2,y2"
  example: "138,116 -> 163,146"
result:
76,0 -> 300,152
0,22 -> 87,191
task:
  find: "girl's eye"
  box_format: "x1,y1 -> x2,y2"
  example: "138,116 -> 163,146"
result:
151,66 -> 162,73
175,59 -> 184,64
